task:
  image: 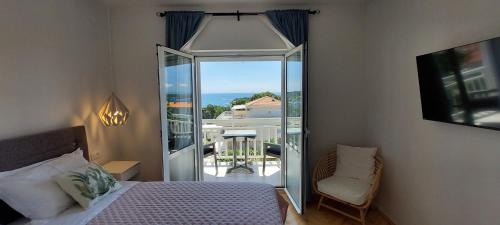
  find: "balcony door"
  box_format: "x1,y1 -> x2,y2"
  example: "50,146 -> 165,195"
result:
283,45 -> 307,214
157,46 -> 200,181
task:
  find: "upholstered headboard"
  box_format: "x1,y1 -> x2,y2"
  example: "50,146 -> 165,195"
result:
0,126 -> 89,172
0,126 -> 89,223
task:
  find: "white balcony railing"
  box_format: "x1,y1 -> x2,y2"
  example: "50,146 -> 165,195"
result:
203,118 -> 281,159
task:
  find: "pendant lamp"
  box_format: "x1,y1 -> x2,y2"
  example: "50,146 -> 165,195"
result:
99,11 -> 129,127
98,93 -> 129,126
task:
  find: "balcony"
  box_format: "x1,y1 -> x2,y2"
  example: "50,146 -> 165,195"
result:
202,117 -> 282,186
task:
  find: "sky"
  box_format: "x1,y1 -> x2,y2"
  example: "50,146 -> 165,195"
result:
200,61 -> 282,94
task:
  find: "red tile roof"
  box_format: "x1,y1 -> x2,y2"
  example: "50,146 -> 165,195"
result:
245,96 -> 281,107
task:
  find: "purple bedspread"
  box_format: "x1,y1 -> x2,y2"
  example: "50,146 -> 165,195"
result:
87,182 -> 287,225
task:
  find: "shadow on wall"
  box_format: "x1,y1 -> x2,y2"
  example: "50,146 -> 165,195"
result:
71,94 -> 117,165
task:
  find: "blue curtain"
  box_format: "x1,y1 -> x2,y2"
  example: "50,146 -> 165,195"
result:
165,11 -> 204,50
265,10 -> 309,46
266,9 -> 311,203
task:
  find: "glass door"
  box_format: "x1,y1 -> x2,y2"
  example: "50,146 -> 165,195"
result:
157,46 -> 200,181
283,45 -> 306,214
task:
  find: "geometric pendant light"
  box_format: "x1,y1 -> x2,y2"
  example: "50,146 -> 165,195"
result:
99,12 -> 129,127
98,92 -> 129,126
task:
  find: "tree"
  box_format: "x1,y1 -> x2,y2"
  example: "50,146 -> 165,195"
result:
229,92 -> 281,107
202,104 -> 230,119
230,97 -> 250,107
203,92 -> 281,119
249,91 -> 281,101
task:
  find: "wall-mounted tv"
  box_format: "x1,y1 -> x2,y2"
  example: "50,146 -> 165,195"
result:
417,37 -> 500,131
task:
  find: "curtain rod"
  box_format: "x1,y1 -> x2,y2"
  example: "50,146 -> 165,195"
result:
156,10 -> 320,21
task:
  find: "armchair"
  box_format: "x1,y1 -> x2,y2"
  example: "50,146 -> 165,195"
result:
312,145 -> 383,225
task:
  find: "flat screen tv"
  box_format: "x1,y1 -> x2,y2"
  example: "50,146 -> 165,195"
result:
417,37 -> 500,131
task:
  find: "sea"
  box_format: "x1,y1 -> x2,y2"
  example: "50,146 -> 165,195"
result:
201,93 -> 254,107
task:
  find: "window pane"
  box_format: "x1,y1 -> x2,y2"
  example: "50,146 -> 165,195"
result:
164,52 -> 194,153
285,49 -> 303,211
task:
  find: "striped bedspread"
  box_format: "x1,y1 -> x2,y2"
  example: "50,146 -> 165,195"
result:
87,182 -> 288,225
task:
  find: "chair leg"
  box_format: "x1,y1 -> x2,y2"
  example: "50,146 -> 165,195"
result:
263,153 -> 266,174
214,154 -> 218,175
360,208 -> 367,225
317,196 -> 324,210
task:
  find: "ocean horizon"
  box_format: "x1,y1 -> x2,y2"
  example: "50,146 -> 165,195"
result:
201,92 -> 280,107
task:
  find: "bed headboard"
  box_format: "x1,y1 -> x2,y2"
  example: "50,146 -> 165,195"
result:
0,126 -> 89,223
0,126 -> 89,172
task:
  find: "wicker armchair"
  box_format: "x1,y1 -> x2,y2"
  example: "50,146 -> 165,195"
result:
312,148 -> 383,225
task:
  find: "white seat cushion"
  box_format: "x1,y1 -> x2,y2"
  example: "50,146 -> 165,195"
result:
317,175 -> 372,205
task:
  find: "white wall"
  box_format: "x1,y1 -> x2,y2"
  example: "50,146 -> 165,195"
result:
109,2 -> 367,181
247,108 -> 281,118
0,0 -> 116,163
4,0 -> 500,223
190,15 -> 288,50
364,0 -> 500,224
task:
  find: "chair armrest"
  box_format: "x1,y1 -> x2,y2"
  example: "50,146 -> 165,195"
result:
263,142 -> 280,148
263,143 -> 281,155
312,151 -> 337,193
203,142 -> 217,155
361,155 -> 383,208
203,142 -> 216,148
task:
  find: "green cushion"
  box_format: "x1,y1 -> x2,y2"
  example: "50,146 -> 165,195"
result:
55,163 -> 121,209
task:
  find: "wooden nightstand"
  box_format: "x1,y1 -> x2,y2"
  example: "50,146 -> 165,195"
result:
102,161 -> 140,181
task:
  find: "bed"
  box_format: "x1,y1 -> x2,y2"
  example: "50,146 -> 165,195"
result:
0,126 -> 288,225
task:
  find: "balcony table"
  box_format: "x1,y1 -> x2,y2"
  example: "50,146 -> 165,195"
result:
223,129 -> 257,173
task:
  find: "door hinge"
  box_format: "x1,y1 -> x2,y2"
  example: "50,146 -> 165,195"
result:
304,128 -> 310,137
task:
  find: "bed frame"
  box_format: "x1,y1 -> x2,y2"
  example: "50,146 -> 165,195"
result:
0,126 -> 89,223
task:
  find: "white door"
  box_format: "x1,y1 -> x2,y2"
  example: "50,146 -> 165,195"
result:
283,45 -> 307,214
157,46 -> 200,181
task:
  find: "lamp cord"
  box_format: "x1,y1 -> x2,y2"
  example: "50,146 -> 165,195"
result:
107,8 -> 116,93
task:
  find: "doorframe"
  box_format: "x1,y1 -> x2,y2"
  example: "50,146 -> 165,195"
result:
282,45 -> 305,214
157,45 -> 200,181
194,54 -> 286,184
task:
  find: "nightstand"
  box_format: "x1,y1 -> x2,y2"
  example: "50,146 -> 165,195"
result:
102,161 -> 140,181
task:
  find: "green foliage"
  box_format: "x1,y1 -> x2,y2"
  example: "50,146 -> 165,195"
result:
250,91 -> 281,101
202,104 -> 230,119
230,97 -> 251,106
229,92 -> 281,107
202,91 -> 281,119
286,91 -> 302,117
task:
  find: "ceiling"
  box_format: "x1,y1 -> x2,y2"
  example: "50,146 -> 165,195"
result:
100,0 -> 361,7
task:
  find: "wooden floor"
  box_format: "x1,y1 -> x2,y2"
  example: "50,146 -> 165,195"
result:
280,191 -> 393,225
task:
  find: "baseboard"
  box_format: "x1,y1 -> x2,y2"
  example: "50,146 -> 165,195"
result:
372,205 -> 396,225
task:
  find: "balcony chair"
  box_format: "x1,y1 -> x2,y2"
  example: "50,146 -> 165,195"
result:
203,142 -> 218,174
263,143 -> 281,174
312,144 -> 383,225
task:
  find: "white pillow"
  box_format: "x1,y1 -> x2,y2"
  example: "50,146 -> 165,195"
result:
335,144 -> 377,180
0,164 -> 74,219
0,149 -> 89,219
55,163 -> 121,209
44,148 -> 89,172
0,159 -> 48,179
0,148 -> 87,178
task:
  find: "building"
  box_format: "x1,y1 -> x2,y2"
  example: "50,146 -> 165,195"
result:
222,96 -> 281,119
245,96 -> 281,118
